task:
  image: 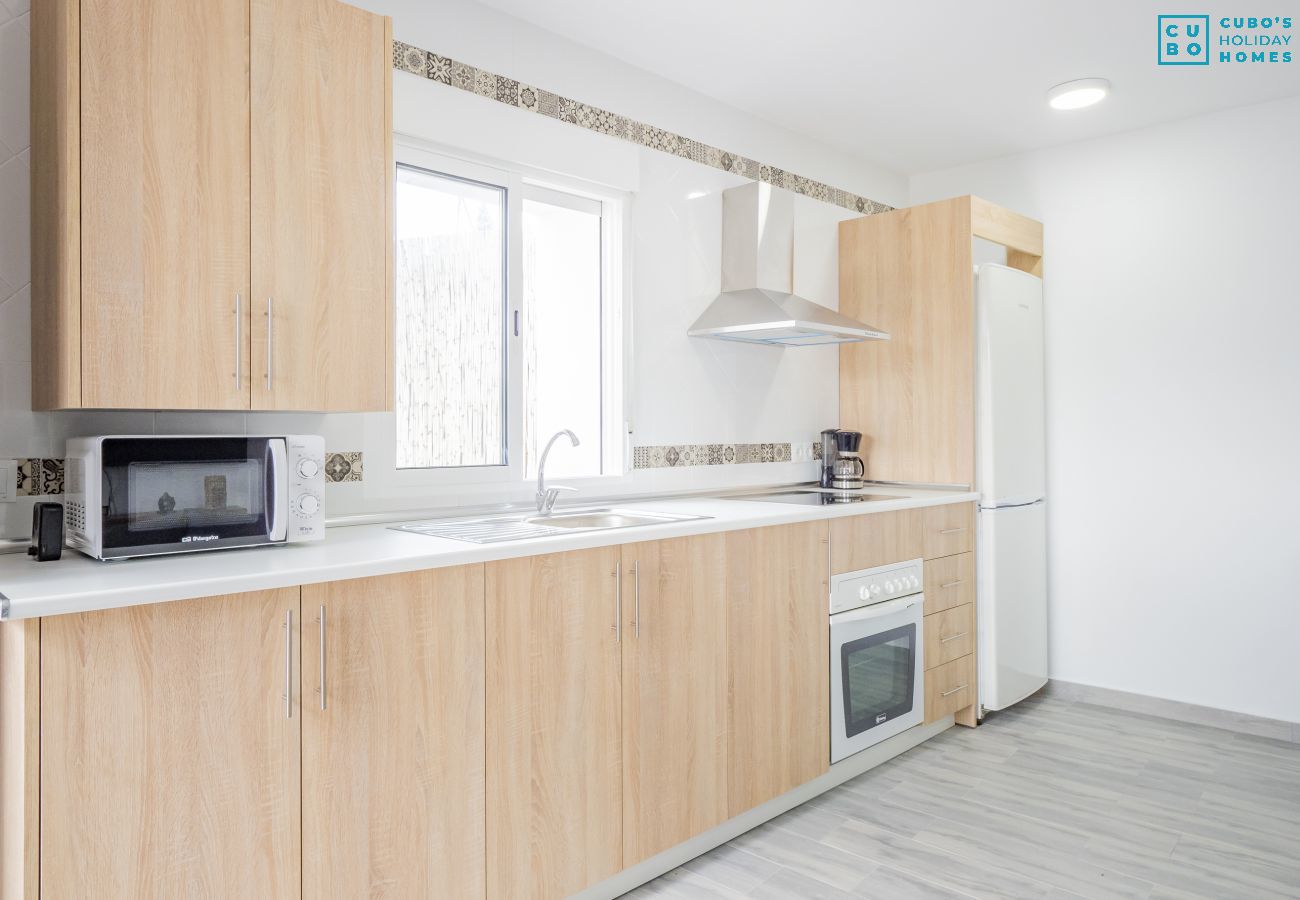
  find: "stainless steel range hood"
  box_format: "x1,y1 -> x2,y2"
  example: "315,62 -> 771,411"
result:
688,182 -> 889,347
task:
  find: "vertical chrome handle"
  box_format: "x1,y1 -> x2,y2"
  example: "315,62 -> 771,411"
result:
633,560 -> 640,638
234,294 -> 242,388
282,609 -> 292,719
613,561 -> 622,642
265,297 -> 274,391
316,605 -> 326,711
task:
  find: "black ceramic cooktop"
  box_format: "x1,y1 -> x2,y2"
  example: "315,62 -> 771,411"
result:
732,490 -> 906,506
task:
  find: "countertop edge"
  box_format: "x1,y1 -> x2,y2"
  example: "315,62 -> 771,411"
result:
0,490 -> 979,621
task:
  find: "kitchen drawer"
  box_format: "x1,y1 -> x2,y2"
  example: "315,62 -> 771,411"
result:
923,603 -> 974,670
923,552 -> 974,615
921,503 -> 975,560
924,654 -> 975,724
829,509 -> 923,574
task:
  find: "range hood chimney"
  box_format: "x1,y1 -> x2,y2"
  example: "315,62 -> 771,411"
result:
688,182 -> 889,347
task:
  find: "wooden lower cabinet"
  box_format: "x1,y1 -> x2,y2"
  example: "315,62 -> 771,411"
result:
39,589 -> 302,899
620,535 -> 729,866
301,567 -> 486,899
486,547 -> 623,899
725,521 -> 830,816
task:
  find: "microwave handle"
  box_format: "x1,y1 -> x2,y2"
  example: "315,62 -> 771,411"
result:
268,439 -> 289,543
831,596 -> 921,624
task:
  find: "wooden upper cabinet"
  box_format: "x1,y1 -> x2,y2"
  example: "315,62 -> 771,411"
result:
78,0 -> 251,409
40,589 -> 302,899
301,567 -> 486,900
839,196 -> 1041,487
486,548 -> 623,899
620,535 -> 729,866
251,0 -> 393,411
31,0 -> 392,411
726,521 -> 830,816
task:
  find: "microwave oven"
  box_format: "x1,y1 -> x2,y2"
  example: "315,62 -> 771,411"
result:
65,435 -> 326,560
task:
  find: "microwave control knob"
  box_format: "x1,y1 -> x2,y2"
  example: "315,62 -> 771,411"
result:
297,493 -> 321,516
297,457 -> 320,479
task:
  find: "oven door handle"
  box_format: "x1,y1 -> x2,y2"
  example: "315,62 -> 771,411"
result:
831,596 -> 921,624
267,439 -> 289,543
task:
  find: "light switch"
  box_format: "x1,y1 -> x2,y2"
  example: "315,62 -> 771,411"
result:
0,460 -> 15,503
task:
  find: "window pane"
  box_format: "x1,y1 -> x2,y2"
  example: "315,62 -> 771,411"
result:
522,196 -> 603,478
395,166 -> 505,469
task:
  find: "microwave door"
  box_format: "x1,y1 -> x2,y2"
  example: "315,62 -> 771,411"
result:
267,439 -> 289,542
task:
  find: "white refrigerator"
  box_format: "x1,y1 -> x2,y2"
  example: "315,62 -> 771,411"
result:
975,263 -> 1049,713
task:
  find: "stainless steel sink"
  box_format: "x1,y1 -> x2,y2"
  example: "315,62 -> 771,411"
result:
392,508 -> 710,544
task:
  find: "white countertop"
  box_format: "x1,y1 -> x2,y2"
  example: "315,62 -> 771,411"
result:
0,486 -> 977,621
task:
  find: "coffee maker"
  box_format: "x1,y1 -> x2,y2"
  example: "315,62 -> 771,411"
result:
820,429 -> 866,490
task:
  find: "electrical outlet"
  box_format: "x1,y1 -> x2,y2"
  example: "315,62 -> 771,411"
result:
0,460 -> 16,503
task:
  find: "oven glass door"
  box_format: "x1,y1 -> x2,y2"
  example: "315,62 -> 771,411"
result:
100,437 -> 280,555
840,623 -> 918,739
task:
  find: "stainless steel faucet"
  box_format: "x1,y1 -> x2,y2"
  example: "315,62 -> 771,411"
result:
535,430 -> 580,516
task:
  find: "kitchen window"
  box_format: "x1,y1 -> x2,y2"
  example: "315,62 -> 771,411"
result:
393,146 -> 624,483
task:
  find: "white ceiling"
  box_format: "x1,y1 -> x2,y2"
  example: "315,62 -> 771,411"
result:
477,0 -> 1300,173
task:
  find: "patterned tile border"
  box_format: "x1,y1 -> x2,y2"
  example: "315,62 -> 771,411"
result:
392,40 -> 895,217
632,443 -> 801,470
14,458 -> 64,497
324,451 -> 364,484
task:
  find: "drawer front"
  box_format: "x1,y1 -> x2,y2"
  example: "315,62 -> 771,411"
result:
924,654 -> 976,724
921,503 -> 975,560
829,509 -> 922,574
923,552 -> 974,615
923,603 -> 974,670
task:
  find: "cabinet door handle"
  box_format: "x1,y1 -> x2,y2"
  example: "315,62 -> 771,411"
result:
940,631 -> 969,644
282,609 -> 293,719
633,560 -> 641,638
316,605 -> 327,711
940,579 -> 965,589
613,561 -> 622,642
265,297 -> 274,391
941,682 -> 969,697
234,294 -> 242,389
939,527 -> 967,535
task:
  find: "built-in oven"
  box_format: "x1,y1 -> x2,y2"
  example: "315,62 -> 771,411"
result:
64,435 -> 326,560
830,559 -> 925,763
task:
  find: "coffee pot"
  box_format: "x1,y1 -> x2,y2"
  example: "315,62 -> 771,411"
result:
820,429 -> 866,489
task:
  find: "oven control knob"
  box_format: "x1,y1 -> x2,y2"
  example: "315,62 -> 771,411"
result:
885,581 -> 897,594
870,584 -> 882,596
859,586 -> 869,600
909,576 -> 920,588
297,457 -> 320,479
296,493 -> 321,516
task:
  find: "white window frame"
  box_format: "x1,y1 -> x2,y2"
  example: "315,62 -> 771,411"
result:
381,137 -> 628,491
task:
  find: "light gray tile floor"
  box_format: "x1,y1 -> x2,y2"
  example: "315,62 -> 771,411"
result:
623,693 -> 1300,899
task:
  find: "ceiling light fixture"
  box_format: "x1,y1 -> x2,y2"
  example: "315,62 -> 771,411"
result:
1047,77 -> 1110,110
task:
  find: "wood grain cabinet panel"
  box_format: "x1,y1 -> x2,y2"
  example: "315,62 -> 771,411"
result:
726,522 -> 830,816
620,535 -> 729,866
924,603 -> 975,671
251,0 -> 392,411
922,551 -> 975,615
301,568 -> 486,900
486,548 -> 623,899
78,0 -> 251,409
40,589 -> 302,899
924,654 -> 976,724
921,502 -> 976,559
829,509 -> 923,574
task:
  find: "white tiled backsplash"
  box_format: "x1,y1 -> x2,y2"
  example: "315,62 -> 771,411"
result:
0,10 -> 853,536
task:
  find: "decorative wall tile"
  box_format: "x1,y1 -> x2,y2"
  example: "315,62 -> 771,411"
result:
324,451 -> 364,484
38,457 -> 63,495
389,39 -> 893,217
631,442 -> 799,470
12,457 -> 65,496
14,457 -> 35,495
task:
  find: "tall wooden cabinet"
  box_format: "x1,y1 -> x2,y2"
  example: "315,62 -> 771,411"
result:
725,521 -> 830,816
619,535 -> 729,866
301,568 -> 486,900
39,589 -> 302,899
838,196 -> 1043,486
31,0 -> 392,411
485,548 -> 624,899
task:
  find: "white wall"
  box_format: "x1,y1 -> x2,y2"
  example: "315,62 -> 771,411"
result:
0,0 -> 902,536
911,95 -> 1300,724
